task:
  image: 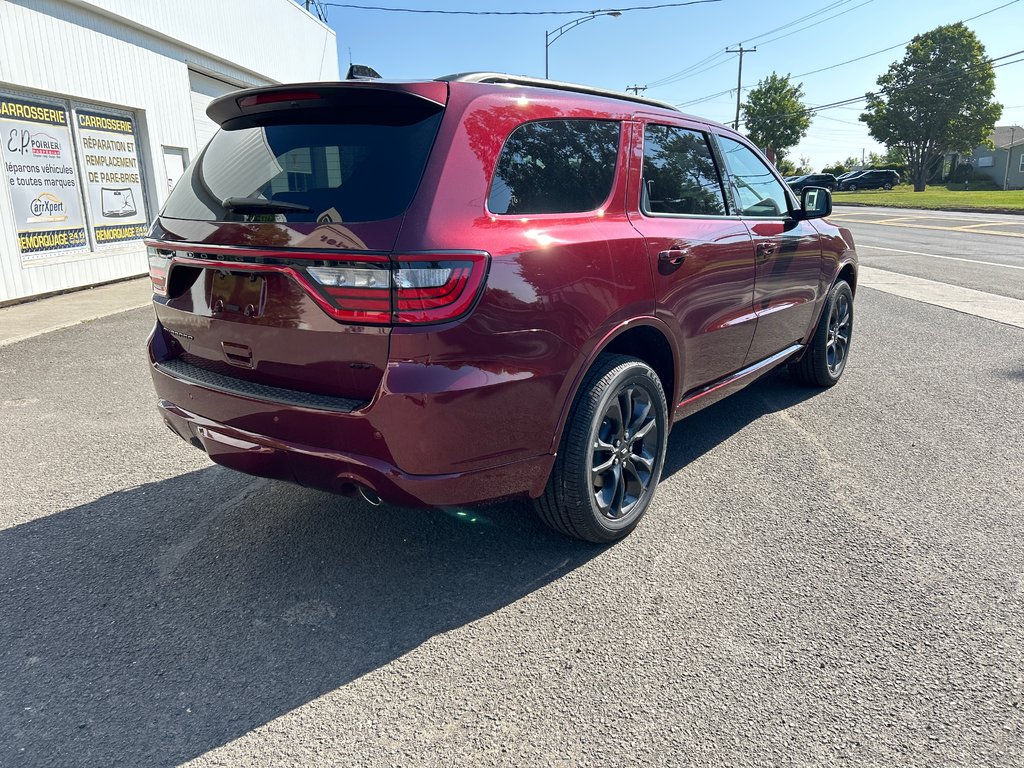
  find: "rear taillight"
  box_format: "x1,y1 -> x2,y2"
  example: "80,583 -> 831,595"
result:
150,244 -> 488,326
305,263 -> 392,325
303,253 -> 488,326
393,255 -> 487,324
147,246 -> 170,296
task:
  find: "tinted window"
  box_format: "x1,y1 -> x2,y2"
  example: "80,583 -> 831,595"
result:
488,120 -> 620,215
642,125 -> 727,216
717,136 -> 790,218
161,115 -> 442,223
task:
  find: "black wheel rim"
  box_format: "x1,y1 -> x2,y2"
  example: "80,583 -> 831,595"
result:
590,384 -> 660,521
826,292 -> 851,376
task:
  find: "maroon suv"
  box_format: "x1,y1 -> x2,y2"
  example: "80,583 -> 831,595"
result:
147,73 -> 856,543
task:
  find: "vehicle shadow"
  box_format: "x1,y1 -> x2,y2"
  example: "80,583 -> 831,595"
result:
0,469 -> 597,767
661,369 -> 824,478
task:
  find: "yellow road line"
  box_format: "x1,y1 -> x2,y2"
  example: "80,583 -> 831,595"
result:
953,221 -> 1023,230
840,219 -> 1024,238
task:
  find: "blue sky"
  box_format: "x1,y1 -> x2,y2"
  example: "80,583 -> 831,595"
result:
311,0 -> 1023,170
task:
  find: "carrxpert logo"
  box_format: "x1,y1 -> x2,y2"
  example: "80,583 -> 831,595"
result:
6,129 -> 62,157
28,192 -> 67,223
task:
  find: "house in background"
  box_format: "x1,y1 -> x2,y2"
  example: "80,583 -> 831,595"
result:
961,126 -> 1024,189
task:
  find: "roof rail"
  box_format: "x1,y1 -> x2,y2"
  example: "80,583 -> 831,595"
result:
437,72 -> 680,113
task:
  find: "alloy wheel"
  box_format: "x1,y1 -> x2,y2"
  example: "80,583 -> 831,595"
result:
590,384 -> 660,520
826,291 -> 852,376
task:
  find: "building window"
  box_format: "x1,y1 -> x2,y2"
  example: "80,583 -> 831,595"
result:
1019,152 -> 1024,174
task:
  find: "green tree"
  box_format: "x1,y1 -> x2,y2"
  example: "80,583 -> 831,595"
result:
741,73 -> 812,162
863,148 -> 908,177
860,23 -> 1001,191
822,156 -> 861,175
776,158 -> 798,177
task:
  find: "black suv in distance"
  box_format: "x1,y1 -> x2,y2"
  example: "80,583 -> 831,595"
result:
788,173 -> 838,192
839,169 -> 900,191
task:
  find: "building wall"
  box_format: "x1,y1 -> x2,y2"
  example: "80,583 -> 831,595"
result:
0,0 -> 338,304
970,144 -> 1024,190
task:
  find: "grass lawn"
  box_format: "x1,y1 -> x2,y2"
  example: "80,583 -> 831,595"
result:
832,185 -> 1024,212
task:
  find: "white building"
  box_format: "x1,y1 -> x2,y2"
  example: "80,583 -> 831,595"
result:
0,0 -> 339,304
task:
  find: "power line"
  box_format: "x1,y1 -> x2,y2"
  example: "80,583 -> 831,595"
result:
766,50 -> 1024,123
738,0 -> 852,45
674,0 -> 1022,108
318,0 -> 722,14
645,0 -> 861,89
752,0 -> 874,47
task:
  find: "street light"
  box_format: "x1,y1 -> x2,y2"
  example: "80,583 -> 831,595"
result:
545,11 -> 622,80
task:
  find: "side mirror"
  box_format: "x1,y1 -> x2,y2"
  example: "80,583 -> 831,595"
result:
796,186 -> 832,219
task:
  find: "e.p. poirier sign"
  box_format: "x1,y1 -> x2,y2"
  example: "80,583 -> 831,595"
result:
1,96 -> 87,261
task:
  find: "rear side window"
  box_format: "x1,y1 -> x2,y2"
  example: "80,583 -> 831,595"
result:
642,125 -> 727,216
488,119 -> 620,215
161,114 -> 442,223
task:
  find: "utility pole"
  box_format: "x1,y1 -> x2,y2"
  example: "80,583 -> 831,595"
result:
725,46 -> 755,130
625,85 -> 647,95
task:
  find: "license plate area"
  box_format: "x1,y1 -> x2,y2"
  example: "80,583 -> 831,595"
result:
209,271 -> 266,319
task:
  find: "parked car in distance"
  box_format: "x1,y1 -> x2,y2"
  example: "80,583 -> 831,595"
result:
835,170 -> 862,182
839,169 -> 900,191
146,73 -> 858,543
788,173 -> 838,192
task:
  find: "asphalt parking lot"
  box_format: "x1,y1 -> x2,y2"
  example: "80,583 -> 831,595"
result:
1,211 -> 1022,766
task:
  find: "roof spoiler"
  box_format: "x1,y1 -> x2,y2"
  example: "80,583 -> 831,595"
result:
207,81 -> 448,130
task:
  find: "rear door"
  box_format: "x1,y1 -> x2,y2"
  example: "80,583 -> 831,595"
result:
714,134 -> 822,364
627,119 -> 756,395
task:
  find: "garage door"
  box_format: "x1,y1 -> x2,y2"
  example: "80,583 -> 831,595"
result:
189,70 -> 238,151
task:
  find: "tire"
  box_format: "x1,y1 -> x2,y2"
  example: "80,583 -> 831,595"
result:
883,183 -> 893,190
847,183 -> 857,191
790,280 -> 854,388
535,354 -> 669,544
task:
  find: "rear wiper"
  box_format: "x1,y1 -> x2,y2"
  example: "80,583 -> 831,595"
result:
221,197 -> 313,214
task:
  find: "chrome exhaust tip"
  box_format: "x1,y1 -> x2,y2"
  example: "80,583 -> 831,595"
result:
357,485 -> 382,506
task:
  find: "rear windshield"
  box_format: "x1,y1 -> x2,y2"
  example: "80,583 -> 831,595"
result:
161,114 -> 442,223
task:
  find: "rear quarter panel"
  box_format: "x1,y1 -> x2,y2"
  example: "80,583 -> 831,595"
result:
385,86 -> 657,468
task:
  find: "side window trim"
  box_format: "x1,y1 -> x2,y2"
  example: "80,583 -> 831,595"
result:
710,132 -> 797,220
639,120 -> 733,219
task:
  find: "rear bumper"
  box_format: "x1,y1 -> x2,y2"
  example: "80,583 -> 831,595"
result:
155,390 -> 555,509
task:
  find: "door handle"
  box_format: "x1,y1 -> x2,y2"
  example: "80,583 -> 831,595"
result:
658,247 -> 688,265
756,241 -> 777,261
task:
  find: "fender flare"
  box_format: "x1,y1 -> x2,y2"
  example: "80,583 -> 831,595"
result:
546,315 -> 680,455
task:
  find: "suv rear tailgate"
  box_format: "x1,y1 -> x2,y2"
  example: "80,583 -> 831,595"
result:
149,81 -> 448,404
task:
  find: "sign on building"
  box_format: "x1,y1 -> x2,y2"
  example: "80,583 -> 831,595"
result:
0,95 -> 88,261
76,110 -> 149,245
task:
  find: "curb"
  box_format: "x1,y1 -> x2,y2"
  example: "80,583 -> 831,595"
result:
834,202 -> 1024,216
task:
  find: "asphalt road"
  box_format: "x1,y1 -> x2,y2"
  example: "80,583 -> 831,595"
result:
831,205 -> 1024,300
1,214 -> 1022,766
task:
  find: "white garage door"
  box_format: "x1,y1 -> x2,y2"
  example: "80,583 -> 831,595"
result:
189,70 -> 239,151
